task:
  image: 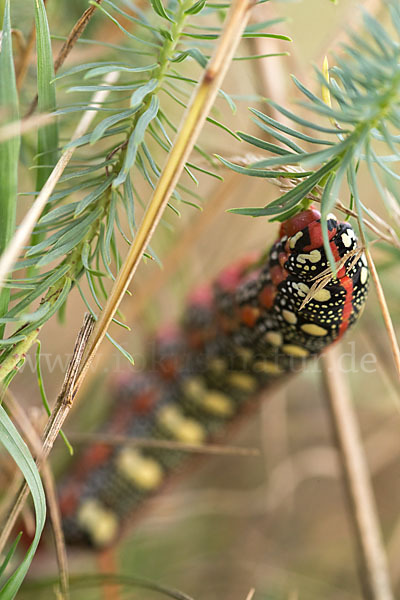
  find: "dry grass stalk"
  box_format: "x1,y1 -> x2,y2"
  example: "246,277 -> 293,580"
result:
0,314 -> 94,560
0,112 -> 54,142
244,588 -> 256,600
68,432 -> 260,457
322,345 -> 394,600
299,246 -> 364,311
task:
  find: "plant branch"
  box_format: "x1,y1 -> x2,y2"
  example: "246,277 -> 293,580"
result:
75,0 -> 258,391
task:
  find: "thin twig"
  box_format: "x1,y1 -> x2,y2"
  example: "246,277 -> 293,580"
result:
74,0 -> 258,392
321,345 -> 394,600
68,432 -> 260,457
0,70 -> 119,293
16,19 -> 37,91
25,0 -> 103,117
0,314 -> 94,558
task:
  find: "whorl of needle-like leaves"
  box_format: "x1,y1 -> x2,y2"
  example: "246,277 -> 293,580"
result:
223,2 -> 400,268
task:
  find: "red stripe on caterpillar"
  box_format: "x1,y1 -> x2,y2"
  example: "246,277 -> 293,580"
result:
59,208 -> 369,548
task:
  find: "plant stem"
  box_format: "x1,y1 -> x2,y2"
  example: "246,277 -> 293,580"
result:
322,345 -> 394,600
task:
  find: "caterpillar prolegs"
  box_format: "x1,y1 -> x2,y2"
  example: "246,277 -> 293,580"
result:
59,207 -> 369,548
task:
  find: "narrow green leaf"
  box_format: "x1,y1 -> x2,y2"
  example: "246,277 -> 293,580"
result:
216,155 -> 312,178
150,0 -> 175,22
7,265 -> 71,319
0,406 -> 46,599
74,179 -> 112,216
89,108 -> 138,144
184,0 -> 206,15
229,158 -> 339,217
0,533 -> 22,581
113,96 -> 159,187
130,79 -> 158,108
84,63 -> 158,79
34,0 -> 58,222
0,0 -> 20,336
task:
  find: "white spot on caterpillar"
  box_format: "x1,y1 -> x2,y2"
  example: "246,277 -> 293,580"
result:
282,309 -> 297,324
341,232 -> 352,248
301,323 -> 328,336
360,266 -> 368,285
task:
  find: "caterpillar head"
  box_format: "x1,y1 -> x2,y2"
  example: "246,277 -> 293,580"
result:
281,208 -> 359,282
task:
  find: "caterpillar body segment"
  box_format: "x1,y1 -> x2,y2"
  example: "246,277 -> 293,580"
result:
59,208 -> 369,548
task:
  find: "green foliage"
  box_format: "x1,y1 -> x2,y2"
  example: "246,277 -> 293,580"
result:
0,0 -> 288,381
226,3 -> 400,269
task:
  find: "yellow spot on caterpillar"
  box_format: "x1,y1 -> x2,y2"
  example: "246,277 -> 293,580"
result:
117,448 -> 163,490
227,372 -> 257,393
253,360 -> 283,375
297,249 -> 321,264
202,391 -> 234,417
283,344 -> 310,358
289,230 -> 303,249
265,331 -> 282,346
158,405 -> 205,443
301,323 -> 328,336
235,347 -> 254,364
183,377 -> 205,401
208,357 -> 227,374
360,266 -> 368,285
282,309 -> 297,324
293,282 -> 310,297
77,499 -> 118,548
313,289 -> 331,302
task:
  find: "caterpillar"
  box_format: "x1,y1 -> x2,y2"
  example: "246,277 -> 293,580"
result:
58,207 -> 369,548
